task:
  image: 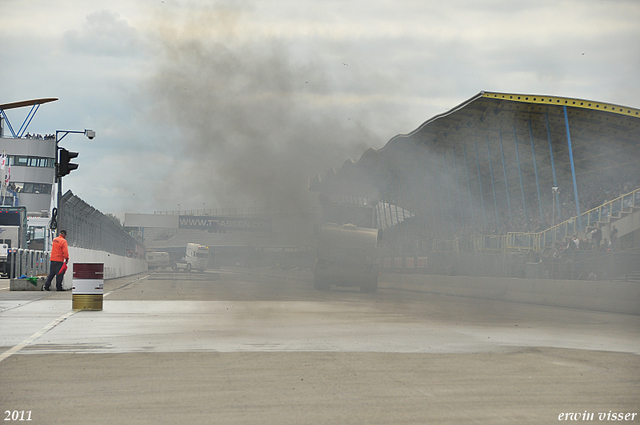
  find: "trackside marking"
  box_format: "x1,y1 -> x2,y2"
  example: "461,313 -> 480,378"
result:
0,311 -> 77,363
104,274 -> 149,297
0,274 -> 150,363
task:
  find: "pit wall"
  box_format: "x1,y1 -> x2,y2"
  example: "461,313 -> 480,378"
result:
379,274 -> 640,316
60,246 -> 147,286
233,268 -> 639,316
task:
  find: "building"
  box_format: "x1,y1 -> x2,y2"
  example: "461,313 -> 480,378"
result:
0,134 -> 56,213
0,98 -> 58,215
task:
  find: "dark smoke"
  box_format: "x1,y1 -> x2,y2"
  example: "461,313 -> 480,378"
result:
144,4 -> 385,216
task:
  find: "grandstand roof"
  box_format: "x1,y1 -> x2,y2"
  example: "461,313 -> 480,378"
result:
0,98 -> 59,139
311,91 -> 640,230
0,98 -> 58,111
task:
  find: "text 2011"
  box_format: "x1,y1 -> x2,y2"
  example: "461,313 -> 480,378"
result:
4,411 -> 32,421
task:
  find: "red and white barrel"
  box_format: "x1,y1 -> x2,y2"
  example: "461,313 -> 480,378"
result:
72,263 -> 104,311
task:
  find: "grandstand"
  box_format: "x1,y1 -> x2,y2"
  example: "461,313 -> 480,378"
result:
310,91 -> 640,280
130,91 -> 639,279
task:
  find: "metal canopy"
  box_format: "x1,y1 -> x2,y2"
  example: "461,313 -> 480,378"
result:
0,98 -> 58,138
312,91 -> 640,235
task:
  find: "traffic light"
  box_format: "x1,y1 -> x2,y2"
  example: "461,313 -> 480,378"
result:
58,148 -> 79,178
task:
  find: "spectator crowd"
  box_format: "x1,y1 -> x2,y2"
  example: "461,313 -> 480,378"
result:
23,133 -> 55,140
380,168 -> 639,255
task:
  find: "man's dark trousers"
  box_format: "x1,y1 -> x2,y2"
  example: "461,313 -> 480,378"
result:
44,261 -> 64,291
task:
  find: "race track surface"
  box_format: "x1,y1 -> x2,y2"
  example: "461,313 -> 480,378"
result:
1,269 -> 638,424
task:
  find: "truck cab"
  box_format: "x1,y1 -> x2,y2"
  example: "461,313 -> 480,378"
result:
0,206 -> 28,276
173,243 -> 210,272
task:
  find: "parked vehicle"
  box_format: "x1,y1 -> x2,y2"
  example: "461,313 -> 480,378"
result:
0,206 -> 28,276
173,243 -> 210,272
145,251 -> 171,270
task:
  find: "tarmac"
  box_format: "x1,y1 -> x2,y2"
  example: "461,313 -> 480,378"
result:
1,268 -> 639,424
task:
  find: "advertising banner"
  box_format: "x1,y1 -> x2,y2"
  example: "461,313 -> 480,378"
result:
178,215 -> 272,232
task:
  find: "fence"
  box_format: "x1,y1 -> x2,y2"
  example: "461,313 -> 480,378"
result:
432,239 -> 459,253
4,190 -> 145,278
471,187 -> 640,252
59,190 -> 144,258
472,235 -> 506,252
379,249 -> 640,281
6,249 -> 49,278
380,251 -> 531,279
524,187 -> 638,251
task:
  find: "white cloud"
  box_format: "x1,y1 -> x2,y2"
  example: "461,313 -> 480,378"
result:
62,10 -> 142,57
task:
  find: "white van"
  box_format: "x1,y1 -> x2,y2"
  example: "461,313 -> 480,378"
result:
145,251 -> 170,270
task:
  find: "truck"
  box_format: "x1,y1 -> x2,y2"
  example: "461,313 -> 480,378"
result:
0,206 -> 28,276
313,222 -> 380,293
173,243 -> 210,272
313,199 -> 382,293
26,215 -> 54,251
145,251 -> 171,270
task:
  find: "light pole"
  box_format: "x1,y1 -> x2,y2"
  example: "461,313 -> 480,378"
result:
551,186 -> 560,279
54,129 -> 95,230
551,186 -> 559,226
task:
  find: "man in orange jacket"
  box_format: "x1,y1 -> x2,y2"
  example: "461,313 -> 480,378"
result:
43,230 -> 69,291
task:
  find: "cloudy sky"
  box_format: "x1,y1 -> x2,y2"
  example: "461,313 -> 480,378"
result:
1,0 -> 638,216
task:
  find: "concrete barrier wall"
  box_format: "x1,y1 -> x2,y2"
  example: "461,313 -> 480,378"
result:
11,247 -> 147,290
62,247 -> 147,285
379,274 -> 640,316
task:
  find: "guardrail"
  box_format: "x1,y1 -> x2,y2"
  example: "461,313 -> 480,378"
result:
478,188 -> 640,252
506,232 -> 541,251
536,188 -> 640,249
472,235 -> 507,252
432,239 -> 459,253
6,249 -> 50,279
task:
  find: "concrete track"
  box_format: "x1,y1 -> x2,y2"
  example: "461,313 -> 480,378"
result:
1,269 -> 638,424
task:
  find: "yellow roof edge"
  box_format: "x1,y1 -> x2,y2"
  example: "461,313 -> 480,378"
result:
481,91 -> 640,118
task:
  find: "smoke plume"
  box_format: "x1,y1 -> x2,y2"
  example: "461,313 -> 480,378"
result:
144,4 -> 384,215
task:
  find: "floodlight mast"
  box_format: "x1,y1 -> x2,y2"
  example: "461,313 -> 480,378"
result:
551,186 -> 560,227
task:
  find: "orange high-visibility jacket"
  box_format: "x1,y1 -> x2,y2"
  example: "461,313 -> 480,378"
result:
50,235 -> 69,262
